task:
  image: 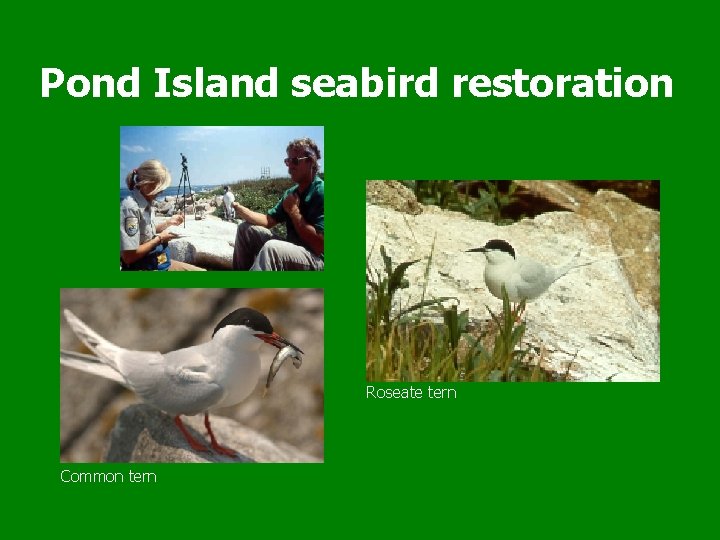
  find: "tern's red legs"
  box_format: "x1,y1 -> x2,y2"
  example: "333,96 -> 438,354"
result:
174,415 -> 209,452
174,414 -> 236,457
204,413 -> 237,457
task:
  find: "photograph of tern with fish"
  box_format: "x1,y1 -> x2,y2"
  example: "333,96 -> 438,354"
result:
60,288 -> 324,463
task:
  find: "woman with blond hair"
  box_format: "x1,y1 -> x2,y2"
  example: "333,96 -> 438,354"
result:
120,159 -> 204,271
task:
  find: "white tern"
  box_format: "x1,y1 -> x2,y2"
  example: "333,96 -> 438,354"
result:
466,239 -> 628,303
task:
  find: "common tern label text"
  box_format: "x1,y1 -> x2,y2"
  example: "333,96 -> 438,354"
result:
60,469 -> 157,483
366,386 -> 457,399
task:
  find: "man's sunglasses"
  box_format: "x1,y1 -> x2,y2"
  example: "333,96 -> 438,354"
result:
284,157 -> 311,166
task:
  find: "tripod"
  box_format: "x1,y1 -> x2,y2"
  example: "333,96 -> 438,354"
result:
173,153 -> 196,227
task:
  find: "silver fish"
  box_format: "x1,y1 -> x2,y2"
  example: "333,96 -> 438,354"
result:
265,345 -> 303,390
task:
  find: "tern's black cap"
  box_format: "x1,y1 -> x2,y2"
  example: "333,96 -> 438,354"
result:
483,239 -> 515,258
467,239 -> 516,258
213,307 -> 274,336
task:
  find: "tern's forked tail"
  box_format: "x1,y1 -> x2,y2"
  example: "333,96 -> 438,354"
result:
558,251 -> 635,280
60,350 -> 128,385
63,309 -> 124,371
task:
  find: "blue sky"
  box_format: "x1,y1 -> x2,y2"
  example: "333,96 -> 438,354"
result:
120,126 -> 324,187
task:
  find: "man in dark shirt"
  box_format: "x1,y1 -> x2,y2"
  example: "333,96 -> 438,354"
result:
232,137 -> 324,271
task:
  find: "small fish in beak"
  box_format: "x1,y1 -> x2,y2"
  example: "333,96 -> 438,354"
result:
264,345 -> 304,394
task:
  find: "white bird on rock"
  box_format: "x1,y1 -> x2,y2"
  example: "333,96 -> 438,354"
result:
61,307 -> 303,457
466,239 -> 629,303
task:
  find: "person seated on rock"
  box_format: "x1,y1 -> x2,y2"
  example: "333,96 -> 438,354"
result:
222,185 -> 235,221
232,137 -> 324,271
120,159 -> 205,271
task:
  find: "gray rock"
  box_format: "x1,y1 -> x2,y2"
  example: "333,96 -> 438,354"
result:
105,404 -> 320,463
155,200 -> 175,215
164,218 -> 238,269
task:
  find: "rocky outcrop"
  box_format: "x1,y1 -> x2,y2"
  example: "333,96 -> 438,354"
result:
105,404 -> 320,463
367,180 -> 423,214
366,181 -> 660,382
163,218 -> 239,269
512,181 -> 660,313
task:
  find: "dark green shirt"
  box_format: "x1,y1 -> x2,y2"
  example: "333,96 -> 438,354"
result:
268,176 -> 324,259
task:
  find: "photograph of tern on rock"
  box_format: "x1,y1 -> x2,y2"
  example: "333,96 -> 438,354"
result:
60,288 -> 324,463
366,180 -> 659,383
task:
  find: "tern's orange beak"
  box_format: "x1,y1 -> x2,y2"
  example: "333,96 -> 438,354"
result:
255,332 -> 304,354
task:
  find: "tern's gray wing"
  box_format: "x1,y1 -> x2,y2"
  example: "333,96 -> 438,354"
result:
517,258 -> 547,283
122,348 -> 224,416
63,309 -> 224,415
515,258 -> 553,300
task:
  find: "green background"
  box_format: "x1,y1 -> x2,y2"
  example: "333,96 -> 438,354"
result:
8,3 -> 713,537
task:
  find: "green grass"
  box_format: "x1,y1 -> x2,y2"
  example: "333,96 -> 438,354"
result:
400,180 -> 520,224
206,177 -> 294,237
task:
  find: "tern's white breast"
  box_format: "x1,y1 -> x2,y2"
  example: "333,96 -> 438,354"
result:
207,326 -> 263,409
484,260 -> 519,301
